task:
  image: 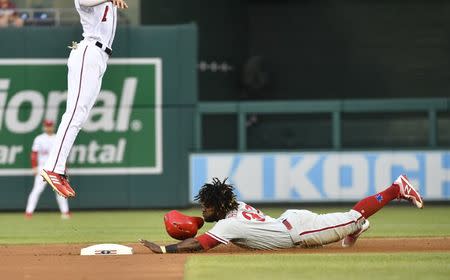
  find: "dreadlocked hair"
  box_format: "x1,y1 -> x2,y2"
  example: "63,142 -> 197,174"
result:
195,177 -> 239,215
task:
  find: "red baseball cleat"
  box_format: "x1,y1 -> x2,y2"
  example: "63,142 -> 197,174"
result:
342,219 -> 370,248
40,170 -> 76,198
395,175 -> 424,209
61,177 -> 76,198
24,212 -> 33,220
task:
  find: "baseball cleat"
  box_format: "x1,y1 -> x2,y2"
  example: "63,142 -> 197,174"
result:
40,170 -> 76,198
342,219 -> 370,248
61,176 -> 76,198
395,175 -> 423,209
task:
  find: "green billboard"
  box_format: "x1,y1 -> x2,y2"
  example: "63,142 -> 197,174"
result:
0,58 -> 162,176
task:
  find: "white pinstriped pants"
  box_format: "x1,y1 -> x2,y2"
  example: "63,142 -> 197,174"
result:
279,209 -> 365,247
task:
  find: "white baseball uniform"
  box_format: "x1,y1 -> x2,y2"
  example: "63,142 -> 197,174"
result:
44,0 -> 117,174
26,133 -> 70,214
204,202 -> 365,250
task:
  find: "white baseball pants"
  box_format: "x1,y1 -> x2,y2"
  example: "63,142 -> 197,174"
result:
44,39 -> 108,174
280,209 -> 365,248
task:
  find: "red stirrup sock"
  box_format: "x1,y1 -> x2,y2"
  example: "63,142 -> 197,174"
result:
352,184 -> 400,219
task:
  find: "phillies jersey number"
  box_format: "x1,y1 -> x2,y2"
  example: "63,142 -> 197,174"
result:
242,204 -> 266,222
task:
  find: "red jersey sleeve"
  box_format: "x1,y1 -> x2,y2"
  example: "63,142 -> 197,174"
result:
195,233 -> 221,251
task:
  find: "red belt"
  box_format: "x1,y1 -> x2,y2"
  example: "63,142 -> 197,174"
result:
282,219 -> 293,230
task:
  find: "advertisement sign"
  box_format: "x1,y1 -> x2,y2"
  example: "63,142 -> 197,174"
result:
191,152 -> 450,202
0,59 -> 162,175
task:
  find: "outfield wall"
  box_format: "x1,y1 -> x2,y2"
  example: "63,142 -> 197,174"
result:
190,151 -> 450,203
0,25 -> 197,210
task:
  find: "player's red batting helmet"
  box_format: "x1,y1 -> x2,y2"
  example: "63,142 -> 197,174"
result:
164,210 -> 204,240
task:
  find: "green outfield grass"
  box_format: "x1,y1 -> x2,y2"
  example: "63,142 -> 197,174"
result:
0,205 -> 449,244
1,205 -> 449,280
185,253 -> 450,280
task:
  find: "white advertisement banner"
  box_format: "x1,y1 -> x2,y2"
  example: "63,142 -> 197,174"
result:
190,151 -> 450,202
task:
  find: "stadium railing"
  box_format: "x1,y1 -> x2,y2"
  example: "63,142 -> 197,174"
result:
195,98 -> 450,151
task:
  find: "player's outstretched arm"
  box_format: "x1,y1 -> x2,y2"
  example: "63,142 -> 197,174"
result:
139,238 -> 204,254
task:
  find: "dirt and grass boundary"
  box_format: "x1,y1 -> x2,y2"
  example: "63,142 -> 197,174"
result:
1,237 -> 449,280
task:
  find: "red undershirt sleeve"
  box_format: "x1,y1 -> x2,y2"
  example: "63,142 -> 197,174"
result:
30,151 -> 38,168
195,233 -> 221,251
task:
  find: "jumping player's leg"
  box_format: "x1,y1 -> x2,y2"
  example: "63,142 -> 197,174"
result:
44,46 -> 105,175
25,175 -> 47,215
42,44 -> 106,198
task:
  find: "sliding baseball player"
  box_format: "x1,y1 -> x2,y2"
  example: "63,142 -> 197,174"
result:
140,176 -> 423,253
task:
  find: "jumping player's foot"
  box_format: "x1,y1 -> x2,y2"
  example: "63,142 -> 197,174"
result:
394,175 -> 424,209
40,169 -> 76,198
24,212 -> 33,220
342,219 -> 370,248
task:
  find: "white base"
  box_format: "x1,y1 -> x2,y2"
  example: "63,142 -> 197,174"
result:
80,244 -> 133,256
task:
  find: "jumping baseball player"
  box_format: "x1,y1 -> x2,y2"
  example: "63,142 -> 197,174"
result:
140,175 -> 424,253
40,0 -> 128,199
25,120 -> 71,219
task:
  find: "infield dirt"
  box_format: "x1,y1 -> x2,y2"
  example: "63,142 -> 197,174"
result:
1,237 -> 449,280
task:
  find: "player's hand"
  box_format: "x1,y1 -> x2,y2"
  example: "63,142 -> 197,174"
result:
110,0 -> 128,9
32,167 -> 38,176
139,239 -> 164,254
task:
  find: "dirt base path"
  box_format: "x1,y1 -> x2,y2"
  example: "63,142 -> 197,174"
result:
1,237 -> 449,280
